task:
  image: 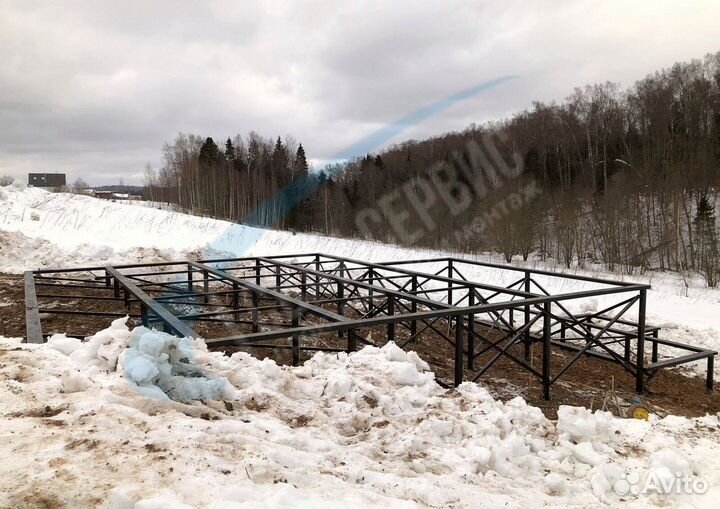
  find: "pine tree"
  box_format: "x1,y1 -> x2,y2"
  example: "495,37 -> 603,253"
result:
199,137 -> 220,169
694,195 -> 720,286
225,138 -> 235,164
295,144 -> 309,176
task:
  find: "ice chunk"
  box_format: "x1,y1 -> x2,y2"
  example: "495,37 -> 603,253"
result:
406,350 -> 430,372
118,327 -> 235,402
69,316 -> 131,370
134,493 -> 195,509
47,334 -> 84,356
382,341 -> 408,362
650,448 -> 693,477
123,351 -> 160,384
61,369 -> 93,393
388,362 -> 433,386
573,442 -> 605,466
544,472 -> 566,494
325,373 -> 353,398
161,375 -> 233,401
557,405 -> 613,443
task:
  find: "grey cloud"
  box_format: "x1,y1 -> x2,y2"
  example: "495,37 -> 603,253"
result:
0,0 -> 718,185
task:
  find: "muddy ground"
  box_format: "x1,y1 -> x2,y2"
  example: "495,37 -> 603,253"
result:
2,272 -> 717,419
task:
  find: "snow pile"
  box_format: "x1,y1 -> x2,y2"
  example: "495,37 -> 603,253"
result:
557,405 -> 614,443
121,326 -> 235,401
0,230 -> 180,273
48,316 -> 234,402
1,321 -> 718,508
48,316 -> 128,370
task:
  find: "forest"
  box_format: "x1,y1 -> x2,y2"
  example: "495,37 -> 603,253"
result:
145,51 -> 720,285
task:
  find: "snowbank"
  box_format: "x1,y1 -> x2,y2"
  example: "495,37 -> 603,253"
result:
1,321 -> 718,508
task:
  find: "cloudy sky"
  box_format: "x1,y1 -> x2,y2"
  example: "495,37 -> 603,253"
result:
1,0 -> 719,185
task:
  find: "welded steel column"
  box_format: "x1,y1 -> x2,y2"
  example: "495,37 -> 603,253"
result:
301,272 -> 307,300
635,289 -> 647,394
203,269 -> 209,304
232,282 -> 239,320
292,306 -> 300,366
542,301 -> 551,400
410,276 -> 418,341
337,280 -> 345,338
624,334 -> 631,362
252,293 -> 259,332
187,263 -> 193,292
387,296 -> 395,342
315,255 -> 321,297
708,356 -> 715,392
368,268 -> 374,310
651,337 -> 659,363
347,330 -> 357,353
524,270 -> 531,361
339,261 -> 346,279
467,291 -> 475,370
255,258 -> 261,285
454,315 -> 463,386
140,303 -> 149,327
447,259 -> 453,305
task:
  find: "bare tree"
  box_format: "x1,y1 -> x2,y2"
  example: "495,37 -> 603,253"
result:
71,177 -> 89,194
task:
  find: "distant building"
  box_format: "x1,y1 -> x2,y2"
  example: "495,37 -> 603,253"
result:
91,190 -> 143,201
28,173 -> 66,188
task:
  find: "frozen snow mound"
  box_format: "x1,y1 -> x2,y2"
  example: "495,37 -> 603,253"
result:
120,326 -> 236,401
48,316 -> 236,401
3,318 -> 716,508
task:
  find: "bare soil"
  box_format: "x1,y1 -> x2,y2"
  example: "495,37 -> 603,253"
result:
2,272 -> 717,419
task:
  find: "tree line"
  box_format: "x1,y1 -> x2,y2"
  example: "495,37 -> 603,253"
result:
146,51 -> 720,285
145,133 -> 314,231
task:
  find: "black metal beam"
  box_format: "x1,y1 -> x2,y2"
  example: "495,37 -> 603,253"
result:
105,267 -> 197,338
207,283 -> 650,347
28,253 -> 715,399
190,261 -> 349,324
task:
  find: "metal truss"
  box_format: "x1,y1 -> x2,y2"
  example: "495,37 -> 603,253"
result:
24,253 -> 717,399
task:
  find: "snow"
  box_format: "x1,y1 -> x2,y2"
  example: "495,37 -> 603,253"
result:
0,320 -> 718,508
0,184 -> 719,507
121,324 -> 235,401
557,405 -> 614,443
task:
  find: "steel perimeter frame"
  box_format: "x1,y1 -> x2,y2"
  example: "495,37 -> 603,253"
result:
25,253 -> 717,399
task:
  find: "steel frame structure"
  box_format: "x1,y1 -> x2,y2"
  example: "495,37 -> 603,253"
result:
25,253 -> 717,399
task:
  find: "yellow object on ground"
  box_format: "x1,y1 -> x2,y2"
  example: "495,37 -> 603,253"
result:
627,404 -> 650,421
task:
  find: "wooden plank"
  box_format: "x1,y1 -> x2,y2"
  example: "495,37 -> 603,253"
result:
24,271 -> 44,343
105,267 -> 197,338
